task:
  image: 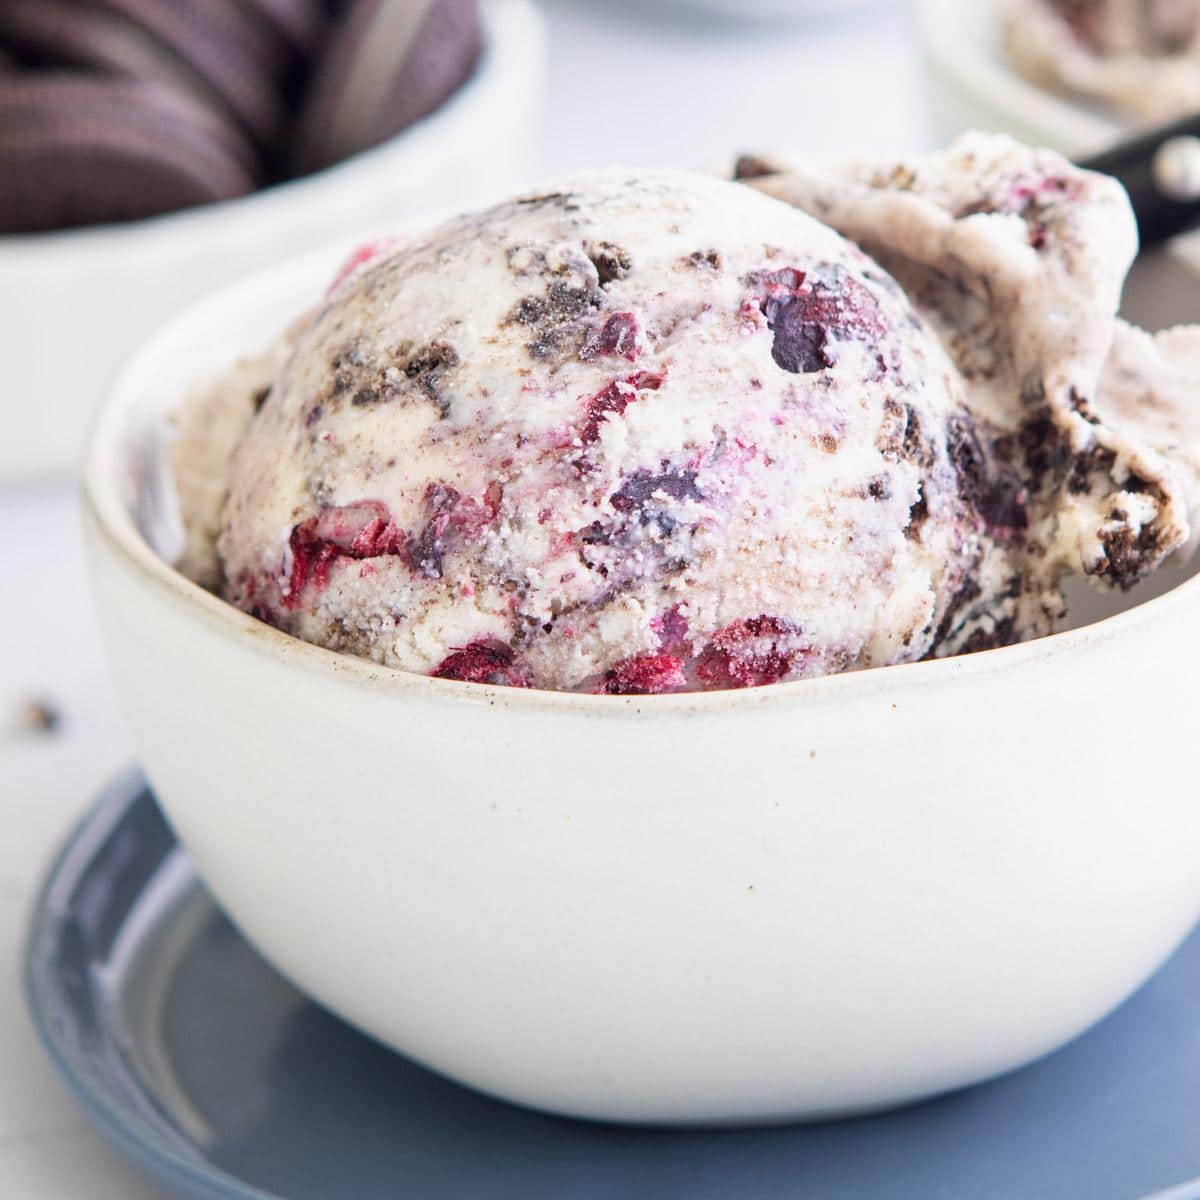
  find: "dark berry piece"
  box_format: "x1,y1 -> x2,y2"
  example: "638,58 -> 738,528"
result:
757,267 -> 886,376
651,605 -> 691,654
978,475 -> 1028,536
412,483 -> 461,580
610,468 -> 701,514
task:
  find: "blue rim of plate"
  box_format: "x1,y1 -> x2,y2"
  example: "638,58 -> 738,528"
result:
23,767 -> 281,1200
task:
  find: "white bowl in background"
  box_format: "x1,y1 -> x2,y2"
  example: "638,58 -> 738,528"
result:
78,230 -> 1200,1124
644,0 -> 876,19
0,0 -> 544,485
916,0 -> 1200,308
917,0 -> 1125,157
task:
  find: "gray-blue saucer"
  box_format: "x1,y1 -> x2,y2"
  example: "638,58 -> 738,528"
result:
23,769 -> 1200,1200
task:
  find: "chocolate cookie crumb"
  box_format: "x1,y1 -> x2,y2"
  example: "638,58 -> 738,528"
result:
733,155 -> 782,181
686,249 -> 722,270
13,697 -> 62,737
588,242 -> 632,286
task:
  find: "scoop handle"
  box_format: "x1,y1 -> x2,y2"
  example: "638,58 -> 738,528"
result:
1079,114 -> 1200,248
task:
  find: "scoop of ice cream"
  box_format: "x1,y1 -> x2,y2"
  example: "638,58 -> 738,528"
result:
187,168 -> 1016,692
175,139 -> 1199,693
1001,0 -> 1200,122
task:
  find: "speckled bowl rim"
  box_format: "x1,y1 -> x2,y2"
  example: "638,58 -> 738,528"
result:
81,224 -> 1200,718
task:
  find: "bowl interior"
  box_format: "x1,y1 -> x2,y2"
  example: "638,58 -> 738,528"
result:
93,221 -> 1200,675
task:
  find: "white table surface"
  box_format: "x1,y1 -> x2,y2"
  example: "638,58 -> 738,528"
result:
0,2 -> 931,1194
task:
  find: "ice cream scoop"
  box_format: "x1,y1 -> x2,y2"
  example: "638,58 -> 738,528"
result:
181,170 -> 997,691
175,137 -> 1200,693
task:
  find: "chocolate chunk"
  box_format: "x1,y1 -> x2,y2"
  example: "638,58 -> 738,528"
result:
686,249 -> 722,270
399,340 -> 459,413
588,242 -> 631,285
905,486 -> 929,539
508,279 -> 601,362
733,154 -> 782,181
948,413 -> 1028,536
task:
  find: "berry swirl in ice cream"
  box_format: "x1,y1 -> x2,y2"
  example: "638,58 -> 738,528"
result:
172,136 -> 1200,693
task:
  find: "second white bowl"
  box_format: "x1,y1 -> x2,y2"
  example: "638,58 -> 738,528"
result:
917,0 -> 1124,156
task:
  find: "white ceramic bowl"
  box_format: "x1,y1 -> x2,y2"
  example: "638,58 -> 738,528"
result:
0,0 -> 543,485
82,240 -> 1200,1126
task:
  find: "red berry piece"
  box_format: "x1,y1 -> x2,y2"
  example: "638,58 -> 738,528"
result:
325,237 -> 399,296
602,653 -> 687,695
451,480 -> 504,540
285,500 -> 407,606
695,615 -> 806,688
580,371 -> 665,444
433,640 -> 529,686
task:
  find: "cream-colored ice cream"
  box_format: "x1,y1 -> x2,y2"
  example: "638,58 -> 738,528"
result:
745,134 -> 1198,603
174,136 -> 1199,692
1002,0 -> 1200,123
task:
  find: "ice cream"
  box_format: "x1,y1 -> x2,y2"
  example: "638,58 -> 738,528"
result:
1001,0 -> 1200,123
173,136 -> 1200,693
743,135 -> 1200,587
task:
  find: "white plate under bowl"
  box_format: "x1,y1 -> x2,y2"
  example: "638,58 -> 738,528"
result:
0,0 -> 544,485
